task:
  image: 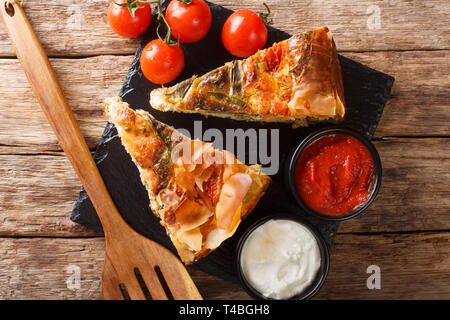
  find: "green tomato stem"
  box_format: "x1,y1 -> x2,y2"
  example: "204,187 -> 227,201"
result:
258,2 -> 273,25
116,0 -> 180,45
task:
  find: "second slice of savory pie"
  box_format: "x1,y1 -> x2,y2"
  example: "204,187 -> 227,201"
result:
150,26 -> 345,128
105,97 -> 271,265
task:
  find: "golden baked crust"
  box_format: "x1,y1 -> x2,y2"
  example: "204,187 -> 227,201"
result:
150,27 -> 345,128
105,97 -> 271,265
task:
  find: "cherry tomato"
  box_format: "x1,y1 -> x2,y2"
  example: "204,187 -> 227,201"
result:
140,39 -> 185,84
165,0 -> 212,43
222,9 -> 268,58
107,0 -> 152,38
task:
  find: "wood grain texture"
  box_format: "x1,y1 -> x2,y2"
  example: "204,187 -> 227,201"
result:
0,138 -> 448,237
0,0 -> 448,57
0,0 -> 121,234
0,5 -> 201,299
0,151 -> 99,237
0,0 -> 448,300
0,50 -> 448,153
0,233 -> 448,299
314,232 -> 450,299
0,0 -> 140,57
340,137 -> 450,233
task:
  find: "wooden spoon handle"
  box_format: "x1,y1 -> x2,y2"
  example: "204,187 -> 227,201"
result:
0,0 -> 123,232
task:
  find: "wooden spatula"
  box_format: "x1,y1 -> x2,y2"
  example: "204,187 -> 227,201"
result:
0,0 -> 202,300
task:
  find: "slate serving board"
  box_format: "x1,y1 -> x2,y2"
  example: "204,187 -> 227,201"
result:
71,0 -> 395,283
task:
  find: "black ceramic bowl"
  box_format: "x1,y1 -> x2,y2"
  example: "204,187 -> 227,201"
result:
234,214 -> 330,300
284,127 -> 382,221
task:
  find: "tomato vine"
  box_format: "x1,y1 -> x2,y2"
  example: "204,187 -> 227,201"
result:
115,0 -> 189,45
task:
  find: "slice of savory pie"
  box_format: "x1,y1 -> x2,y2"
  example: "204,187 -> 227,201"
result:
150,26 -> 345,128
105,97 -> 271,265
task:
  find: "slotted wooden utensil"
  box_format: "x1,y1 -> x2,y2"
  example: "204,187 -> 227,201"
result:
0,0 -> 202,300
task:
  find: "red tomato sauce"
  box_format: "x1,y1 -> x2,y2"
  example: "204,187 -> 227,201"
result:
294,133 -> 375,216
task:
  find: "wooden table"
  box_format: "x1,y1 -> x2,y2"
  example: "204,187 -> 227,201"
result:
0,0 -> 449,300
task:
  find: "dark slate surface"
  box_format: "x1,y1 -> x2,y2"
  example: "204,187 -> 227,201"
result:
71,1 -> 394,283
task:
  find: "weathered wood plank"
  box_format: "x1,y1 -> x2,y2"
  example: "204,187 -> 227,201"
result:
314,232 -> 450,299
0,50 -> 448,151
0,152 -> 100,237
0,55 -> 133,150
0,238 -> 105,299
0,233 -> 448,299
0,138 -> 448,237
0,0 -> 140,57
0,0 -> 446,302
339,137 -> 450,233
347,50 -> 450,137
0,0 -> 448,57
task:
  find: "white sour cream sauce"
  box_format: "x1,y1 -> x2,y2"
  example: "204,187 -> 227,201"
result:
240,219 -> 321,299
